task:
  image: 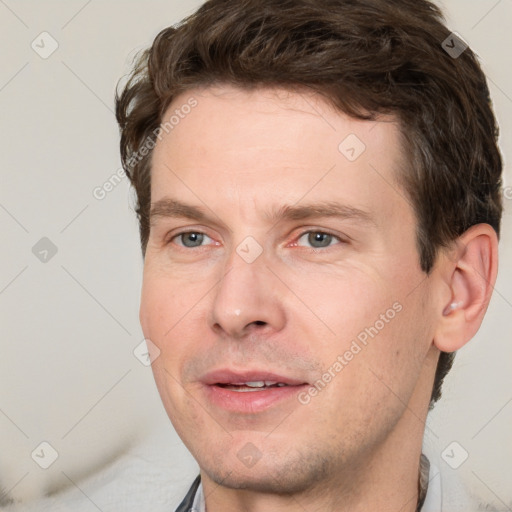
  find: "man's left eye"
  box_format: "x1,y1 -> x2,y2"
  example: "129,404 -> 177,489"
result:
295,231 -> 343,249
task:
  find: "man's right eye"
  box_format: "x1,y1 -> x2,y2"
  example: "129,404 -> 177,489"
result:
170,231 -> 214,248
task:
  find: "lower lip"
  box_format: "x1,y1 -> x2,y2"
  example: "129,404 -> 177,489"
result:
203,384 -> 308,413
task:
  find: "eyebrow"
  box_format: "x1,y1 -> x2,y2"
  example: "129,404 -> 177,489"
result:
149,198 -> 375,228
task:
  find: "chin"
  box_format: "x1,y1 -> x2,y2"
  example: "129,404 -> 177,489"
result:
207,468 -> 305,494
201,450 -> 332,496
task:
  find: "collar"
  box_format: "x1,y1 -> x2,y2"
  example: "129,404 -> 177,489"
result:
416,453 -> 430,511
175,474 -> 201,512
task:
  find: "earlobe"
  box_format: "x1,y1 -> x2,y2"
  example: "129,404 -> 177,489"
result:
433,224 -> 498,353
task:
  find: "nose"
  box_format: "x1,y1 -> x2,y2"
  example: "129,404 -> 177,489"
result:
209,244 -> 286,340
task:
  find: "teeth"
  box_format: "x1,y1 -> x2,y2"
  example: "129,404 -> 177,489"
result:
218,381 -> 290,392
245,381 -> 265,387
244,381 -> 288,387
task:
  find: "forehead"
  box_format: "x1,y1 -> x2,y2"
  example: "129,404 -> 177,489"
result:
154,85 -> 402,157
150,85 -> 408,225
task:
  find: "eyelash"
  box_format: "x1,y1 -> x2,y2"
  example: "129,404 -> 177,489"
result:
167,229 -> 347,251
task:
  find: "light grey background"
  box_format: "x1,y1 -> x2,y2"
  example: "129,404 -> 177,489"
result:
0,0 -> 511,509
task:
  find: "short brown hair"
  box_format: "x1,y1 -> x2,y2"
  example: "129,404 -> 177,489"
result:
115,0 -> 503,407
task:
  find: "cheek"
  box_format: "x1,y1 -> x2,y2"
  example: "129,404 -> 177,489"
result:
140,267 -> 198,340
308,265 -> 429,396
299,265 -> 401,349
308,304 -> 427,444
139,269 -> 212,386
354,295 -> 430,402
140,274 -> 201,418
139,277 -> 166,343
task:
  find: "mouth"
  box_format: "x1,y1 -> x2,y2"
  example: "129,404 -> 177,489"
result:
216,381 -> 291,392
201,370 -> 309,413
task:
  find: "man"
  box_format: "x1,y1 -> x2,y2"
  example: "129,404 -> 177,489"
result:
115,0 -> 503,510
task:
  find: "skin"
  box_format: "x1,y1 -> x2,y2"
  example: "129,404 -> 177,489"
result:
140,85 -> 498,512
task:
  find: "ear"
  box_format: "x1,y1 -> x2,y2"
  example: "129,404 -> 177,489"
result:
433,224 -> 499,353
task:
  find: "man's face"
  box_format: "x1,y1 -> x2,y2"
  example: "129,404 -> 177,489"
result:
141,86 -> 439,493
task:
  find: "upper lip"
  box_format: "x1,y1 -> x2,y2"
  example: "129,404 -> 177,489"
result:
201,369 -> 308,386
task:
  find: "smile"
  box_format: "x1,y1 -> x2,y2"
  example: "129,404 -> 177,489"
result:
217,381 -> 289,391
201,370 -> 309,413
